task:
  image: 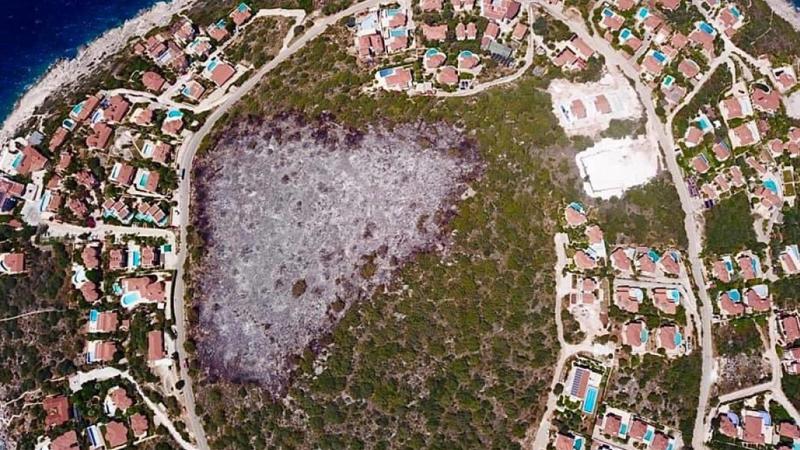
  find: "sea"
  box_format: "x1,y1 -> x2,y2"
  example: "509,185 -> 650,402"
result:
0,0 -> 161,123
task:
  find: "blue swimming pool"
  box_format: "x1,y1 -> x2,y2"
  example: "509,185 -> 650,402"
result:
699,21 -> 716,35
459,50 -> 474,58
674,331 -> 683,347
698,117 -> 712,130
425,48 -> 439,57
662,75 -> 675,87
573,437 -> 584,450
236,2 -> 249,12
378,68 -> 394,77
70,102 -> 83,117
641,328 -> 649,343
130,250 -> 141,268
668,289 -> 680,302
653,51 -> 667,64
637,7 -> 649,19
763,179 -> 779,193
602,7 -> 613,17
730,5 -> 741,17
620,28 -> 631,40
386,7 -> 400,16
620,423 -> 628,436
728,289 -> 741,302
644,428 -> 654,442
89,309 -> 99,322
582,386 -> 598,414
389,27 -> 406,37
167,109 -> 183,119
137,172 -> 149,189
121,291 -> 142,308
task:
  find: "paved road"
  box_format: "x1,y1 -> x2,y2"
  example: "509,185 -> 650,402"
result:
531,3 -> 717,447
168,2 -> 384,448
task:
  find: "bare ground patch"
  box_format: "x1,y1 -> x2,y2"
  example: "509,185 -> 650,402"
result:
191,114 -> 482,393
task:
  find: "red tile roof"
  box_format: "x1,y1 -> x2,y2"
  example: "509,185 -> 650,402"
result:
147,330 -> 165,361
43,395 -> 69,428
105,421 -> 129,448
51,430 -> 79,450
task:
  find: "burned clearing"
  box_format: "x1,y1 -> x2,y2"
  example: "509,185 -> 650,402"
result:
191,114 -> 481,392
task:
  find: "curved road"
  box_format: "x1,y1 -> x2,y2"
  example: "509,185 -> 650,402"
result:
169,2 -> 386,448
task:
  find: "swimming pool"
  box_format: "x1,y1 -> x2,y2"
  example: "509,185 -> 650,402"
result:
129,249 -> 142,268
425,48 -> 440,58
459,50 -> 474,58
72,266 -> 88,287
236,2 -> 249,12
653,51 -> 667,64
89,309 -> 99,322
620,423 -> 628,436
112,283 -> 123,295
730,5 -> 741,17
674,331 -> 683,347
70,102 -> 84,117
602,7 -> 613,17
728,289 -> 741,302
378,68 -> 394,77
121,291 -> 142,308
137,172 -> 150,189
699,21 -> 716,35
573,437 -> 584,450
62,118 -> 76,131
582,386 -> 598,414
763,179 -> 779,194
644,427 -> 654,442
386,7 -> 400,16
641,328 -> 650,343
167,109 -> 183,120
668,288 -> 680,302
619,28 -> 632,41
637,7 -> 649,19
662,75 -> 675,87
389,28 -> 406,38
698,117 -> 712,130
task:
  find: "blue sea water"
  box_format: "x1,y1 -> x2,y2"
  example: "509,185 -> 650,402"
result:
0,0 -> 161,125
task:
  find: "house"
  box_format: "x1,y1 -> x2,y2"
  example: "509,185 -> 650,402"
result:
437,66 -> 459,86
512,22 -> 528,41
691,154 -> 710,174
742,411 -> 771,444
564,202 -> 587,226
133,169 -> 160,193
230,2 -> 253,27
103,95 -> 130,123
421,0 -> 444,12
775,66 -> 798,92
104,421 -> 129,448
207,20 -> 230,42
182,79 -> 207,101
457,51 -> 480,70
571,100 -> 587,119
80,281 -> 101,302
594,95 -> 611,114
451,0 -> 476,11
120,276 -> 166,305
88,310 -> 118,333
43,395 -> 70,428
661,83 -> 686,105
659,250 -> 681,275
602,413 -> 623,436
716,4 -> 744,36
85,340 -> 116,363
376,67 -> 413,90
6,145 -> 48,176
554,48 -> 578,68
109,249 -> 127,271
641,51 -> 666,76
481,0 -> 521,23
130,107 -> 154,127
720,94 -> 753,121
610,247 -> 634,274
109,162 -> 136,187
130,413 -> 149,438
422,24 -> 448,42
743,285 -> 771,312
737,253 -> 760,280
678,59 -> 701,79
729,121 -> 760,148
554,433 -> 579,450
573,250 -> 597,270
671,32 -> 688,50
86,123 -> 113,150
688,22 -> 716,56
708,141 -> 731,163
600,8 -> 624,31
653,288 -> 680,314
780,315 -> 800,343
615,286 -> 644,312
148,330 -> 165,362
171,18 -> 196,44
637,250 -> 658,276
51,430 -> 80,450
357,33 -> 385,61
104,387 -> 133,416
656,324 -> 682,353
622,320 -> 648,350
161,112 -> 184,136
751,85 -> 781,114
0,252 -> 24,274
69,95 -> 101,123
718,412 -> 739,438
49,127 -> 69,151
205,59 -> 237,86
683,125 -> 704,147
186,37 -> 213,58
102,198 -> 134,223
779,245 -> 800,275
141,246 -> 161,268
570,36 -> 595,61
